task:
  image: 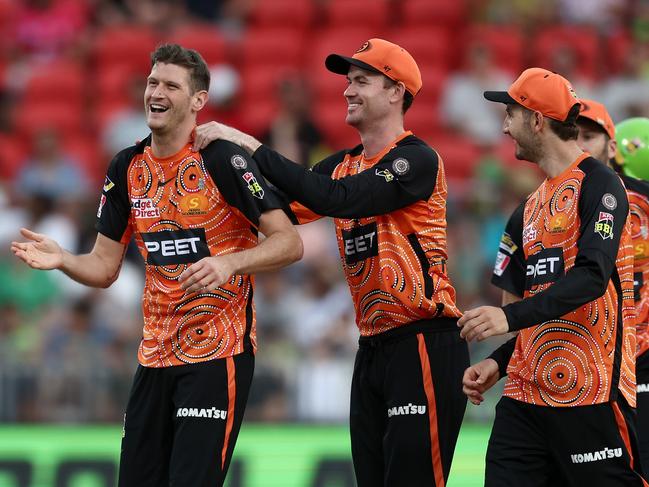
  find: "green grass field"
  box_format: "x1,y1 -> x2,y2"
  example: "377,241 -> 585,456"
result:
0,422 -> 491,486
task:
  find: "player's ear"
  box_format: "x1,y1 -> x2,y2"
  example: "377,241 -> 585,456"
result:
192,90 -> 208,112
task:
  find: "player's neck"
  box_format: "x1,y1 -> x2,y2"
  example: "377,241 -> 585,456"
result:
150,123 -> 194,158
358,120 -> 405,159
539,140 -> 584,179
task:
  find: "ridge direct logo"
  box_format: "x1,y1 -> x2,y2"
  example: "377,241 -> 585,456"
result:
141,228 -> 210,266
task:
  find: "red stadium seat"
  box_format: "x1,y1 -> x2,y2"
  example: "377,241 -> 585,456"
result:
401,0 -> 467,29
63,135 -> 104,183
532,26 -> 600,80
605,31 -> 632,75
430,133 -> 480,181
405,102 -> 442,145
0,133 -> 28,180
237,97 -> 278,137
166,24 -> 227,65
464,24 -> 525,75
389,27 -> 452,72
415,65 -> 447,107
239,64 -> 300,106
14,102 -> 84,140
91,24 -> 158,74
325,0 -> 389,30
306,27 -> 375,99
96,66 -> 137,106
313,97 -> 359,150
238,28 -> 304,71
248,0 -> 315,31
24,61 -> 85,108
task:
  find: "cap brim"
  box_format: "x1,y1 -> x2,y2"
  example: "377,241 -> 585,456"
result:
483,91 -> 517,104
325,54 -> 381,76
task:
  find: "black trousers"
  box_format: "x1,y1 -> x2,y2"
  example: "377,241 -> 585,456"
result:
350,320 -> 469,487
486,395 -> 648,487
637,352 -> 649,476
118,350 -> 254,487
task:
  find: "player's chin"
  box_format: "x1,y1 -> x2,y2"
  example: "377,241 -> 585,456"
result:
345,113 -> 361,127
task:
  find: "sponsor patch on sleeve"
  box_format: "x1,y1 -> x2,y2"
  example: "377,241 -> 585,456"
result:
499,232 -> 518,255
97,194 -> 106,218
595,211 -> 614,240
230,154 -> 247,170
103,176 -> 115,192
242,172 -> 264,199
493,251 -> 511,276
375,168 -> 394,182
391,158 -> 410,175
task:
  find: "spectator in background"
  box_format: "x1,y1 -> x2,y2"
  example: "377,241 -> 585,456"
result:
600,40 -> 649,121
102,76 -> 149,157
441,43 -> 512,145
262,75 -> 325,167
11,0 -> 88,63
547,45 -> 596,100
16,128 -> 88,202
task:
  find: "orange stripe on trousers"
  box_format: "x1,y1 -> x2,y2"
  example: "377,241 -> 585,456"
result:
221,357 -> 236,469
612,401 -> 649,487
417,333 -> 445,487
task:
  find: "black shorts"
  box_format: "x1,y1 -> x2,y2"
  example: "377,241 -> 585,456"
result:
486,395 -> 647,487
637,351 -> 649,475
118,350 -> 254,487
350,319 -> 469,487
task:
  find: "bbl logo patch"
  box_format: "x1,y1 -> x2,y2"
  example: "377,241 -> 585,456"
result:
375,168 -> 394,182
392,158 -> 410,175
242,172 -> 264,199
231,154 -> 247,170
602,193 -> 617,210
595,211 -> 614,240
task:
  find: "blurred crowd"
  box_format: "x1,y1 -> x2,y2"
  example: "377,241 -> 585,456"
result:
0,0 -> 648,424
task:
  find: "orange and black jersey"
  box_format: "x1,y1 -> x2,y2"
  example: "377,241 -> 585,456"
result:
96,135 -> 282,367
252,131 -> 461,337
490,154 -> 636,407
621,174 -> 649,358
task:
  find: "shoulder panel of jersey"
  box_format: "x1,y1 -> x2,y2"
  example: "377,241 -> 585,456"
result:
200,139 -> 283,228
95,135 -> 150,244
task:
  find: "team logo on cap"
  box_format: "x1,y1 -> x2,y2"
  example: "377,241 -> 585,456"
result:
602,193 -> 617,210
230,154 -> 247,170
392,158 -> 410,175
356,41 -> 371,53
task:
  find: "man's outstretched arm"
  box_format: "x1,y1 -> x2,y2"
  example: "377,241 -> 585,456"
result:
12,229 -> 127,288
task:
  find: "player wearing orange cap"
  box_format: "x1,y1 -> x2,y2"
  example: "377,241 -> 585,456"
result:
459,68 -> 646,485
193,38 -> 469,487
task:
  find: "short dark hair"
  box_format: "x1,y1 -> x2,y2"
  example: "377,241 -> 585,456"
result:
151,44 -> 210,93
548,104 -> 581,141
383,77 -> 414,114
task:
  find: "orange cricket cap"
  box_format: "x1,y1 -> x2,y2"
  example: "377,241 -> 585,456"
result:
484,67 -> 580,122
578,98 -> 615,139
325,38 -> 422,96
